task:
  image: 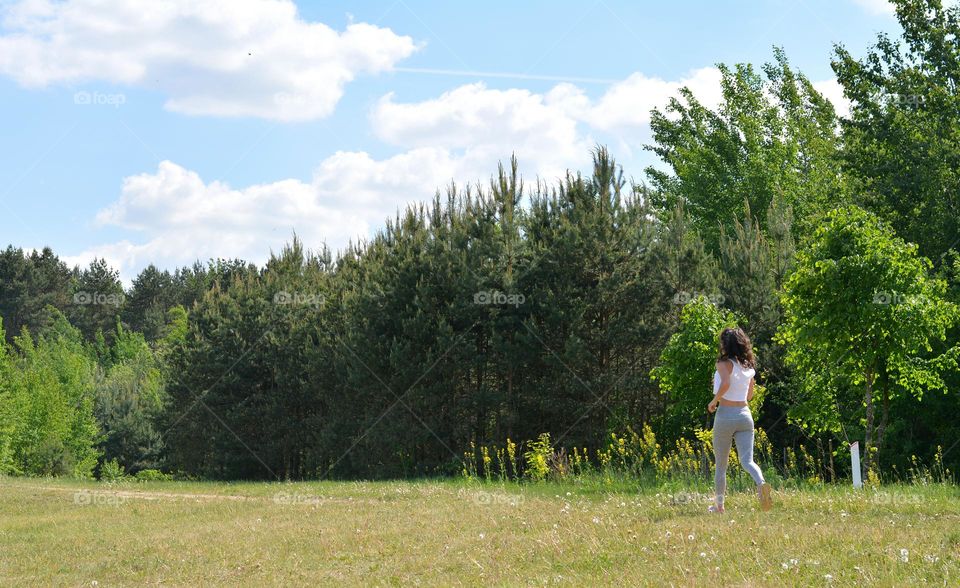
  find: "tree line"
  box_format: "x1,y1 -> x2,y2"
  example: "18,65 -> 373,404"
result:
0,0 -> 958,481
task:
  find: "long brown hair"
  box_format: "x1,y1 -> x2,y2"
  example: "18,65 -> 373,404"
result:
717,327 -> 755,369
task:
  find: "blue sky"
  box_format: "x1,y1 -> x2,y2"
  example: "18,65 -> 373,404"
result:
0,0 -> 901,281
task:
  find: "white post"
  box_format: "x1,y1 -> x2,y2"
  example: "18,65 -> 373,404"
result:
850,441 -> 863,489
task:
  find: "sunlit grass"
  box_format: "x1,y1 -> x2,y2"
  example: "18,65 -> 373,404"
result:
1,476 -> 957,586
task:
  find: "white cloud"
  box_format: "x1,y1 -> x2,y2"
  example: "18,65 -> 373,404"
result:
0,0 -> 417,121
375,85 -> 570,150
586,67 -> 724,131
368,68 -> 729,179
73,151 -> 464,280
813,78 -> 851,118
372,82 -> 590,181
852,0 -> 895,15
66,69 -> 733,279
372,68 -> 726,144
71,66 -> 846,280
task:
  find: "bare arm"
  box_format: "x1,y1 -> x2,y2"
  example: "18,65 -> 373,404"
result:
746,378 -> 755,402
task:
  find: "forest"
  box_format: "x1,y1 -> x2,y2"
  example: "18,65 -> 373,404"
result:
1,0 -> 958,484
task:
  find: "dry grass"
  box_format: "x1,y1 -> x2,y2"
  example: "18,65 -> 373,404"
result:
0,476 -> 958,586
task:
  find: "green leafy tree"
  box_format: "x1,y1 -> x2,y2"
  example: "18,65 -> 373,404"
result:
833,0 -> 960,261
777,206 -> 959,472
0,318 -> 15,472
6,310 -> 101,477
647,48 -> 845,251
157,305 -> 188,355
651,298 -> 762,438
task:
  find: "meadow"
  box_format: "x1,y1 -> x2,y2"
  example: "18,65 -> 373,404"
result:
2,3 -> 960,587
1,476 -> 957,586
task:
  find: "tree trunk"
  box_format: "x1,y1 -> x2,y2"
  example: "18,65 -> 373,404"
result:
863,369 -> 876,473
876,380 -> 890,458
828,438 -> 835,483
876,361 -> 890,456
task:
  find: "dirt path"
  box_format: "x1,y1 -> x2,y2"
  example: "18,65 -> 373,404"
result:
0,481 -> 382,504
5,483 -> 258,501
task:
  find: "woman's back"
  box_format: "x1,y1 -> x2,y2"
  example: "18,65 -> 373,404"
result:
713,358 -> 755,402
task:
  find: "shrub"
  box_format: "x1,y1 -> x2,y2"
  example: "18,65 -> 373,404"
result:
99,458 -> 130,482
524,433 -> 553,481
651,298 -> 741,438
135,469 -> 173,482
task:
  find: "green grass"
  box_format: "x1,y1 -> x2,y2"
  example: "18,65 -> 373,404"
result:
1,476 -> 958,586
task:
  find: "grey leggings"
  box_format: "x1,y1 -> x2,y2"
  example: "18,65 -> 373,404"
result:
713,405 -> 765,506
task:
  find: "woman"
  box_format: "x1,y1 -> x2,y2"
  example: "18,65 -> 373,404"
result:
707,327 -> 773,513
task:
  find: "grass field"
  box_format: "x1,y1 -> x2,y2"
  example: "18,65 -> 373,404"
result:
1,476 -> 958,586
